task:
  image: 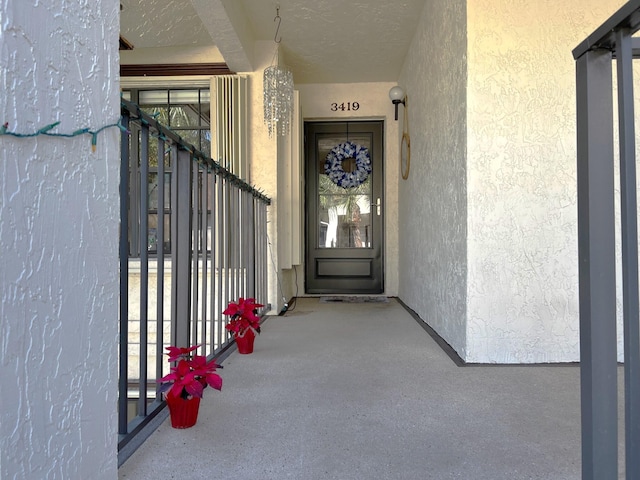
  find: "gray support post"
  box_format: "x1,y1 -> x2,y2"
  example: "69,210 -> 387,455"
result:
234,186 -> 241,300
576,48 -> 618,480
190,162 -> 199,348
246,192 -> 255,299
229,185 -> 236,302
208,173 -> 217,351
118,113 -> 131,436
155,137 -> 166,387
217,176 -> 224,346
138,124 -> 150,416
200,170 -> 209,354
170,145 -> 178,347
258,202 -> 267,308
616,28 -> 640,480
171,148 -> 192,349
235,188 -> 241,299
224,180 -> 231,306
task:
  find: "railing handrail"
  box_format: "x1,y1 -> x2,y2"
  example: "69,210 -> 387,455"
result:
120,98 -> 271,205
572,0 -> 640,59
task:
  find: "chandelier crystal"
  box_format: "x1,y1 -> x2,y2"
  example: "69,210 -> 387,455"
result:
263,64 -> 294,137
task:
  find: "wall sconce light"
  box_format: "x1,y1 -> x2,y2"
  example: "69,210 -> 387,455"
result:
389,86 -> 406,121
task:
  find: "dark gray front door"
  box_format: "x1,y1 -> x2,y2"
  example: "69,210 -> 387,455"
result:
305,121 -> 384,294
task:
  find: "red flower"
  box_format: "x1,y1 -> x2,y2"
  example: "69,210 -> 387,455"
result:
190,355 -> 223,391
165,345 -> 199,362
224,297 -> 264,337
158,346 -> 223,400
223,297 -> 263,321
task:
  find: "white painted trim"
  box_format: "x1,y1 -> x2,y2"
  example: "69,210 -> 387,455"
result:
120,76 -> 213,89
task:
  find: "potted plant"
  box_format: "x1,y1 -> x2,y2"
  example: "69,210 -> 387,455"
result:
224,297 -> 264,354
158,345 -> 223,428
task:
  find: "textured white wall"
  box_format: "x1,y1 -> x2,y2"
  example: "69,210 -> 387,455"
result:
397,0 -> 469,357
247,41 -> 284,312
0,1 -> 120,478
466,0 -> 623,363
398,0 -> 626,363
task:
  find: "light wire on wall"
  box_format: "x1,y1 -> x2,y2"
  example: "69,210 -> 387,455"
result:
0,120 -> 127,152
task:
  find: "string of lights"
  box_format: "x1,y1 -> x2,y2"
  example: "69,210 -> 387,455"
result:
0,120 -> 128,152
0,110 -> 271,205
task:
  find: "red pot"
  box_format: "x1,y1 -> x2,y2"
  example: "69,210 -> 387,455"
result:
235,329 -> 255,354
166,393 -> 201,429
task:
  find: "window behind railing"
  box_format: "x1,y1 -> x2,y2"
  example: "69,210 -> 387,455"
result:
122,88 -> 211,257
117,98 -> 270,464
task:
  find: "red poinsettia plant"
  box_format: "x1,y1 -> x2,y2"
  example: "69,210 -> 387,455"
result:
223,297 -> 264,337
158,345 -> 223,400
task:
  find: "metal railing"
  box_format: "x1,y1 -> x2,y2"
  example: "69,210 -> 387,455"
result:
117,98 -> 270,464
573,1 -> 640,478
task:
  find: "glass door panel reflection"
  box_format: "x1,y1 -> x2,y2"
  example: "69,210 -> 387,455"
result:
317,134 -> 372,249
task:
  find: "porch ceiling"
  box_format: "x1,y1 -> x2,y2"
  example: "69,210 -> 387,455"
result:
119,0 -> 427,84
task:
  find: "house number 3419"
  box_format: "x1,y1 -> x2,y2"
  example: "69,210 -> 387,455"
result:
330,102 -> 360,112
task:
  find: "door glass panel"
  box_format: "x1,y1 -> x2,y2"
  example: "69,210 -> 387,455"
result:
317,134 -> 372,249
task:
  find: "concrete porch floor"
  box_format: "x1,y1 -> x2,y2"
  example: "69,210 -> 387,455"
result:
118,297 -> 624,479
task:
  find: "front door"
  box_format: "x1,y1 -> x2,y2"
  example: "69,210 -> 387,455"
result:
305,121 -> 384,294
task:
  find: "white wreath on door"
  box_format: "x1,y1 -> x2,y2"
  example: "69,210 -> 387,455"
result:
324,141 -> 371,188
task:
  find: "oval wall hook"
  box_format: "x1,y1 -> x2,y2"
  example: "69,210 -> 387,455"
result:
274,6 -> 282,43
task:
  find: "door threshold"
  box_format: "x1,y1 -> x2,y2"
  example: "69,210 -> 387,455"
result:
318,296 -> 389,303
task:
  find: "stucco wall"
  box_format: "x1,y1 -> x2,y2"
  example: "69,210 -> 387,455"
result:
397,0 -> 468,357
397,0 -> 626,363
0,1 -> 120,478
466,0 -> 623,362
296,82 -> 401,297
247,41 -> 284,312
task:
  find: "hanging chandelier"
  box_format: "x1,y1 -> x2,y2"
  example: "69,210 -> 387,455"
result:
264,64 -> 293,137
263,6 -> 294,137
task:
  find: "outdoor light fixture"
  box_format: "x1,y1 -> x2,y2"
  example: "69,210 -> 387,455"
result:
389,86 -> 406,121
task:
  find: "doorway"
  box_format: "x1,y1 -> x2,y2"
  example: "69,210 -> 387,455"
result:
305,121 -> 384,294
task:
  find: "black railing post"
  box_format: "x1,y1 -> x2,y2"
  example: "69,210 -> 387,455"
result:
138,123 -> 150,417
246,192 -> 256,299
190,162 -> 200,348
172,147 -> 193,348
118,112 -> 131,437
155,136 -> 166,391
616,28 -> 640,480
576,47 -> 618,480
200,169 -> 209,355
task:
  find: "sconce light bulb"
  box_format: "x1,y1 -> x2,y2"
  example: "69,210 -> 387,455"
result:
389,86 -> 405,103
389,86 -> 406,121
